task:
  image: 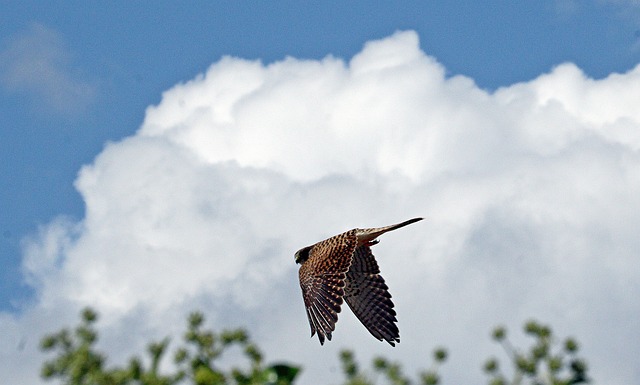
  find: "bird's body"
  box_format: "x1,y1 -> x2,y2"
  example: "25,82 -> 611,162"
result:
295,218 -> 423,346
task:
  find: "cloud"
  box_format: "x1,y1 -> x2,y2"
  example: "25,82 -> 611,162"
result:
3,31 -> 640,385
0,23 -> 96,116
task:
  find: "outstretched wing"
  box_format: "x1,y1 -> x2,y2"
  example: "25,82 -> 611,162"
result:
344,245 -> 400,346
298,230 -> 357,345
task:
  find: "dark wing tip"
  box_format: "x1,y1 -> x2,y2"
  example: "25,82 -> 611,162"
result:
317,330 -> 331,345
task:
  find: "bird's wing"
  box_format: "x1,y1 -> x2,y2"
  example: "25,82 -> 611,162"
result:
344,245 -> 400,346
298,229 -> 357,345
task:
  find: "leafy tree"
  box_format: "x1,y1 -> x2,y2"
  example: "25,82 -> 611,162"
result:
483,320 -> 588,385
338,347 -> 447,385
41,309 -> 588,385
40,308 -> 299,385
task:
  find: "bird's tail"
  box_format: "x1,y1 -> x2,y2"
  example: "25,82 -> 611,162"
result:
356,217 -> 423,245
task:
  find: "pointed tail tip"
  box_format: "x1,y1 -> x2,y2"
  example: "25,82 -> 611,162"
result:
382,217 -> 423,233
400,217 -> 424,226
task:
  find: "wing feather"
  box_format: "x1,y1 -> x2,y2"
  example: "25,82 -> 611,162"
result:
298,230 -> 357,345
344,245 -> 400,346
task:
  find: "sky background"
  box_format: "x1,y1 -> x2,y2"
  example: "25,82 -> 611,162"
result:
1,1 -> 640,385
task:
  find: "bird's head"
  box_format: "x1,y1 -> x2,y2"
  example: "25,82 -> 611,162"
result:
294,245 -> 313,264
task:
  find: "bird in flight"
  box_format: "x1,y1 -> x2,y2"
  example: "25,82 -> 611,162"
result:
294,217 -> 423,346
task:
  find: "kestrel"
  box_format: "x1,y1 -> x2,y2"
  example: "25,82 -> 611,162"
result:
294,217 -> 423,346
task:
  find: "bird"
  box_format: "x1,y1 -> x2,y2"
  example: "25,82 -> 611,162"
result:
294,217 -> 423,346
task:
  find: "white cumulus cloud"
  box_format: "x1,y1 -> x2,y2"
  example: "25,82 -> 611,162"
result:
3,30 -> 640,385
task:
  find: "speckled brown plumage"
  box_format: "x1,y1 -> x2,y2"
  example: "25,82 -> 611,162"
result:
295,218 -> 422,346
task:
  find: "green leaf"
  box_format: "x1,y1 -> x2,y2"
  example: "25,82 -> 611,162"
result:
564,338 -> 579,353
484,358 -> 498,373
267,363 -> 301,384
433,347 -> 448,362
492,326 -> 506,341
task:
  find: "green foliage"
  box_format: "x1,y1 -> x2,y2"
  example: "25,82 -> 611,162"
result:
40,308 -> 127,385
40,308 -> 300,385
338,346 -> 448,385
41,310 -> 589,385
484,320 -> 589,385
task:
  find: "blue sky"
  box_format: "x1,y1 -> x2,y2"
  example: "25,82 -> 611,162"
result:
1,2 -> 640,384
